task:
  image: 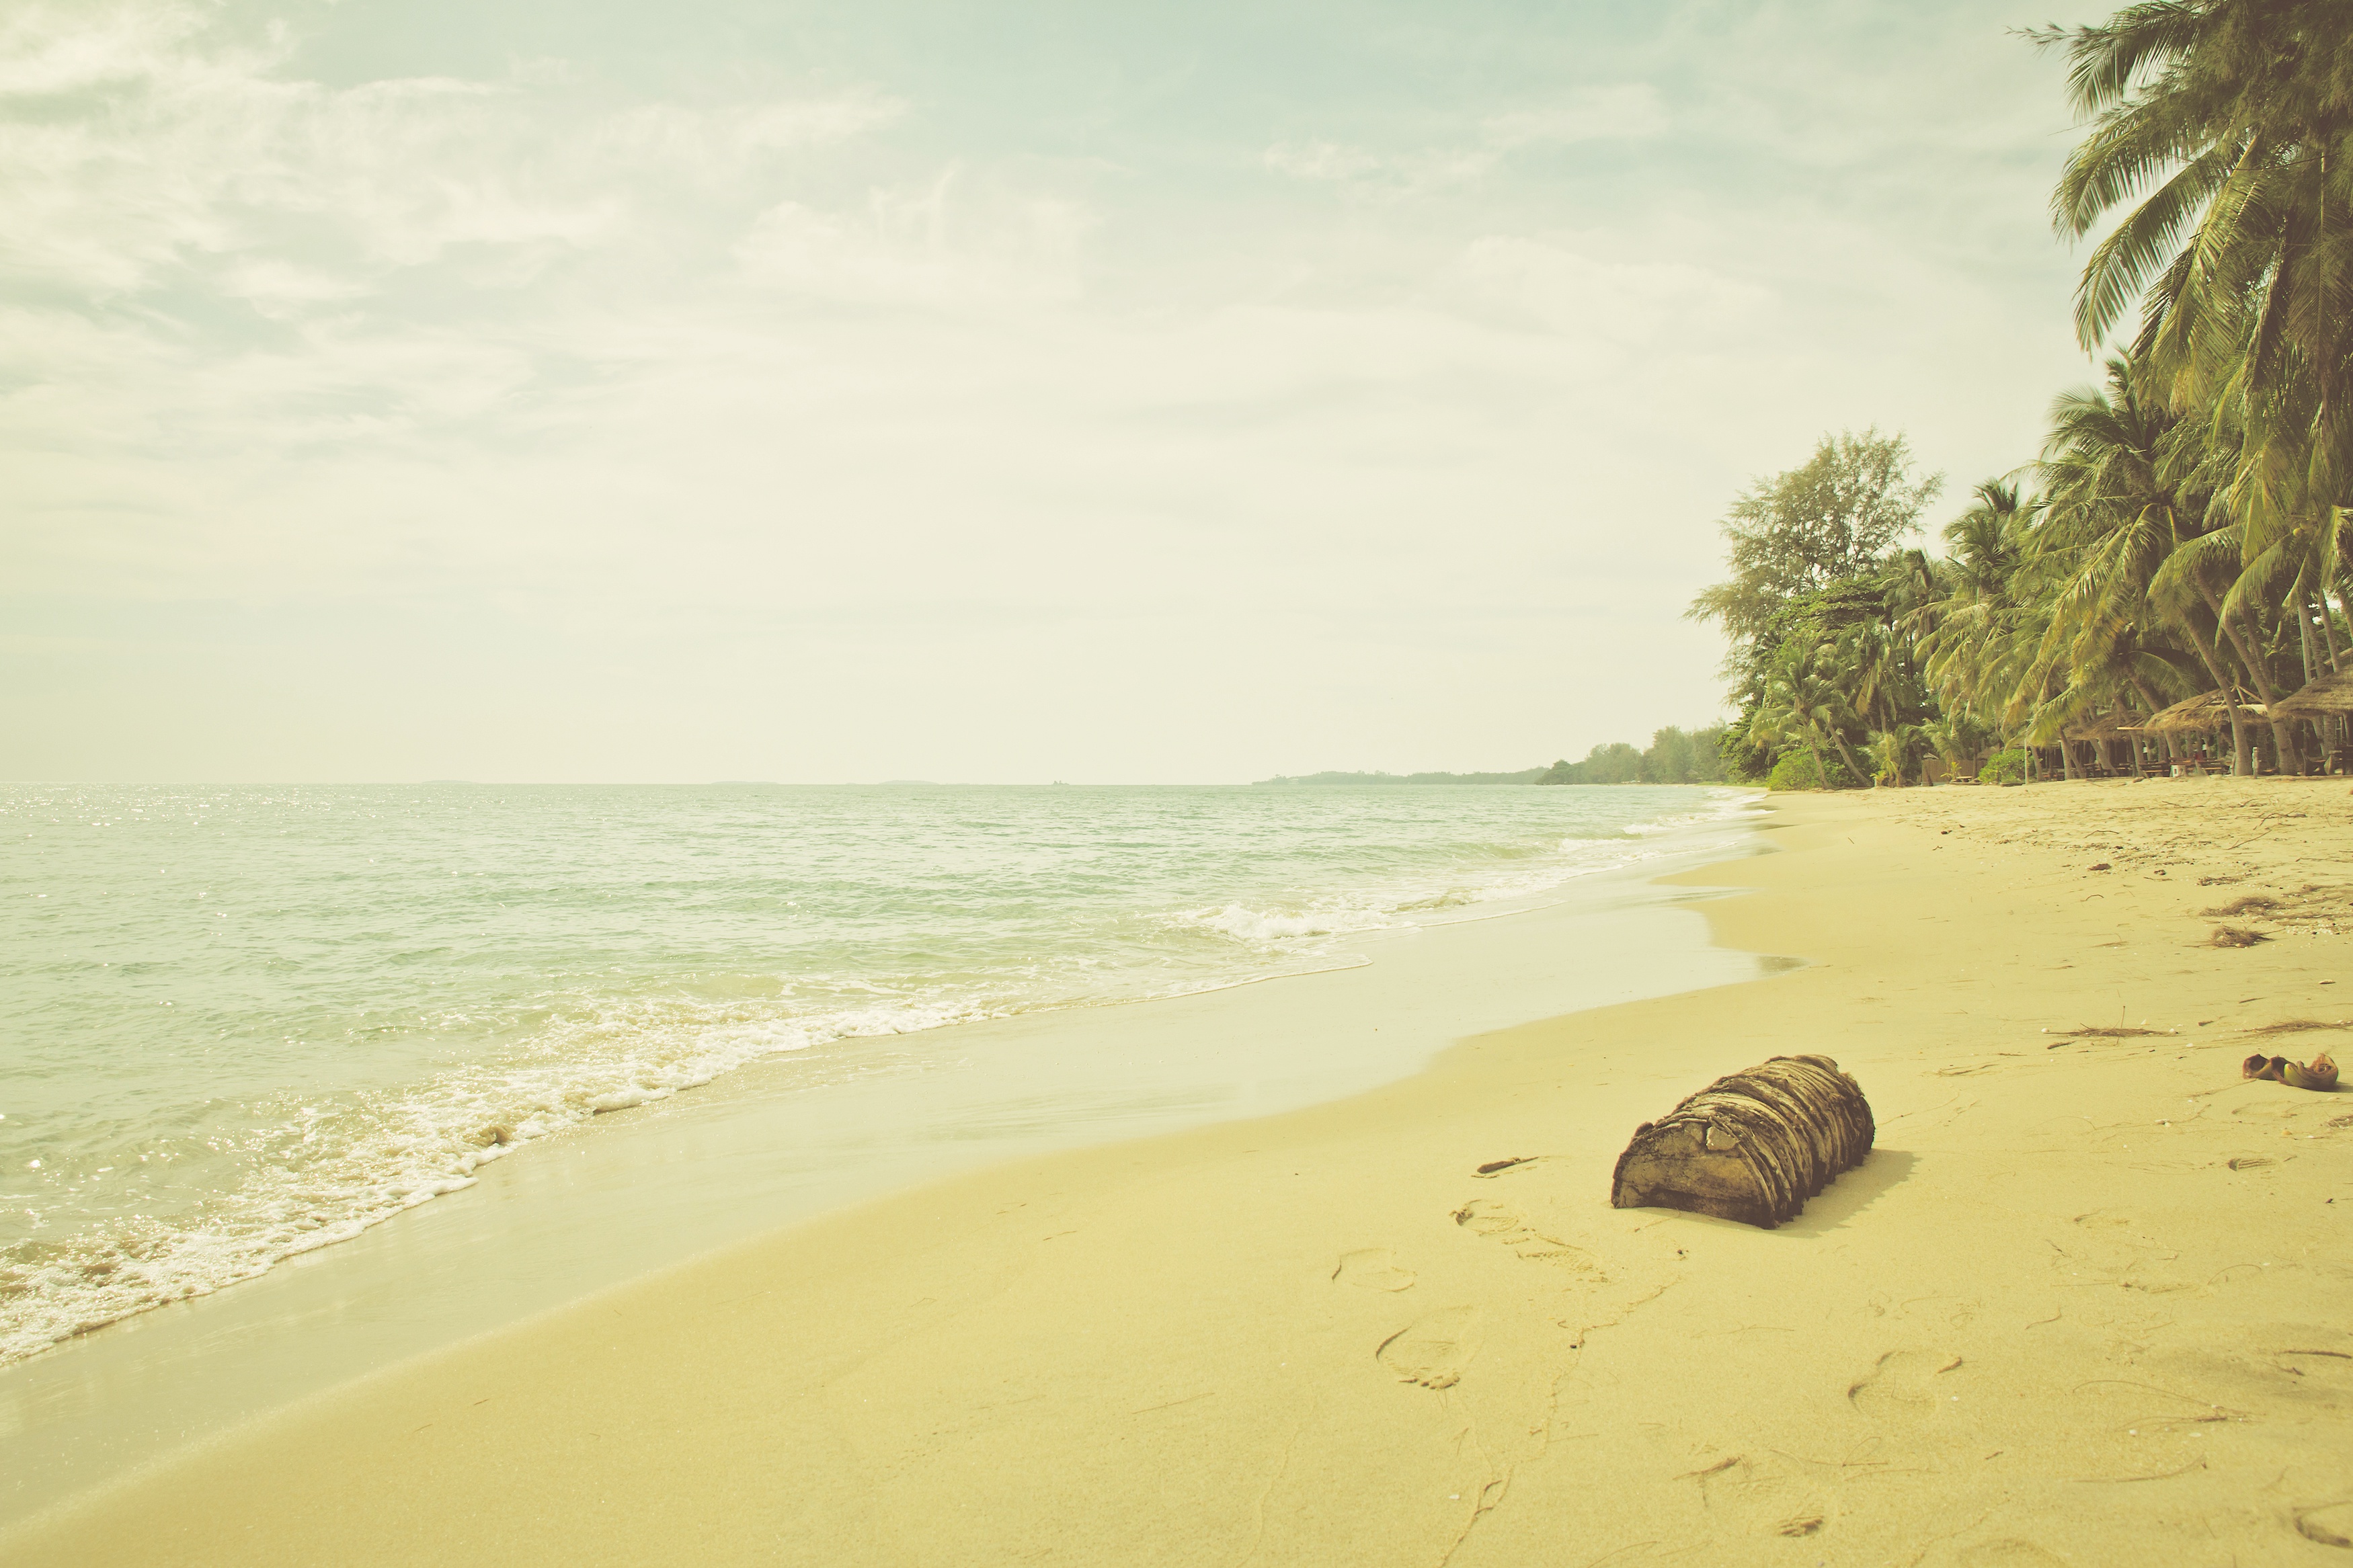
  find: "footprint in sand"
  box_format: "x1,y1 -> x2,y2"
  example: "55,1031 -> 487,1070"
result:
2298,1503 -> 2353,1549
1332,1248 -> 1417,1292
1377,1307 -> 1479,1389
2161,1341 -> 2353,1413
1848,1349 -> 1964,1420
1680,1452 -> 1835,1540
1451,1199 -> 1604,1278
2272,1348 -> 2353,1405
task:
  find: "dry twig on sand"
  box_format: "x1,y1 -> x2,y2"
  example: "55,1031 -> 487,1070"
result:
2202,895 -> 2280,917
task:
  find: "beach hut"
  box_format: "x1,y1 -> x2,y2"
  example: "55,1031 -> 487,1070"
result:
2270,671 -> 2353,716
2063,710 -> 2135,737
2270,672 -> 2353,772
2060,708 -> 2147,775
2122,688 -> 2273,774
2127,688 -> 2269,732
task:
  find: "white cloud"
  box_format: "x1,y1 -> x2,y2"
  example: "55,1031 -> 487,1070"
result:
1261,140 -> 1388,182
1456,235 -> 1769,343
600,94 -> 904,180
1263,83 -> 1666,194
0,3 -> 248,98
0,1 -> 2109,781
0,5 -> 898,301
1482,85 -> 1669,148
735,175 -> 1090,304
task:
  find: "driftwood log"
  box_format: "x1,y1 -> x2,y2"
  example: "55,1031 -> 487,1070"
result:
1609,1055 -> 1874,1229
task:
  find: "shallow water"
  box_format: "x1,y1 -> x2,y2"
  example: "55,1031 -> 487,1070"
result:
0,781 -> 1748,1365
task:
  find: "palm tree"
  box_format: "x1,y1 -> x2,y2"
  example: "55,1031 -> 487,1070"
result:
2041,3 -> 2353,450
1914,481 -> 2043,753
2028,357 -> 2258,768
1752,639 -> 1872,786
1866,723 -> 1922,786
2038,3 -> 2353,772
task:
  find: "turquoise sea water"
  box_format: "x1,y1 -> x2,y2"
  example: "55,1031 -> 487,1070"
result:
0,782 -> 1749,1365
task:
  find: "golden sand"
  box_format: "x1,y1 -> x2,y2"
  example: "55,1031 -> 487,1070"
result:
9,780 -> 2350,1566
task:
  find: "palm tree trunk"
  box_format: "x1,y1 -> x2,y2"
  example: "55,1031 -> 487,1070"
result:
2190,587 -> 2256,774
2300,589 -> 2319,686
2040,669 -> 2077,781
1827,733 -> 1870,786
2126,675 -> 2181,765
2321,589 -> 2348,768
2211,592 -> 2302,773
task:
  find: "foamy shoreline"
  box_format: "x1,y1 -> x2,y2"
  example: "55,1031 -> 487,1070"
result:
0,784 -> 1751,1372
0,805 -> 1765,1538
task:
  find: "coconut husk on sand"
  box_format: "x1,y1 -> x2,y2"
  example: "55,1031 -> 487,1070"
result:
1609,1055 -> 1874,1229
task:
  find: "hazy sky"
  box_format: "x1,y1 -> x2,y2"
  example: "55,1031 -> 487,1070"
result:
3,0 -> 2112,783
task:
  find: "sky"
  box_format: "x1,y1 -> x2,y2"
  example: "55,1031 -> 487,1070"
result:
1,0 -> 2116,783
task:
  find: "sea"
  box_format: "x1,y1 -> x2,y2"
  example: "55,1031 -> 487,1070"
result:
0,781 -> 1753,1368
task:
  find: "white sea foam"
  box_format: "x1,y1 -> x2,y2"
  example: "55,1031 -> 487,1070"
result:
0,987 -> 1024,1366
0,780 -> 1755,1365
1164,789 -> 1760,954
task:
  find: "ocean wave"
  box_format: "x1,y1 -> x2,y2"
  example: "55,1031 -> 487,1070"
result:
0,781 -> 1761,1366
1166,796 -> 1760,952
1169,901 -> 1406,944
0,988 -> 1008,1366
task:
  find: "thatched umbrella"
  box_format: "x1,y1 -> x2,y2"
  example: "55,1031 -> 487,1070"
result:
2127,689 -> 2270,733
2270,671 -> 2353,716
2063,708 -> 2141,741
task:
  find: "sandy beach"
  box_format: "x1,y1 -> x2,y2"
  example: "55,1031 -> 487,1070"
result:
10,779 -> 2350,1567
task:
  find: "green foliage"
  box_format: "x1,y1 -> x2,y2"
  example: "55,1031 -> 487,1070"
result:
1921,712 -> 1997,776
1637,725 -> 1728,784
2032,0 -> 2353,515
1673,5 -> 2353,789
1685,432 -> 1955,788
1866,724 -> 1923,787
1978,749 -> 2028,786
1763,749 -> 1827,791
1686,429 -> 1944,665
1718,693 -> 1772,782
1538,742 -> 1640,785
1536,726 -> 1729,786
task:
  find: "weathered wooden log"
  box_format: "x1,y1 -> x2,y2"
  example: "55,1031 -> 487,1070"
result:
1609,1055 -> 1874,1229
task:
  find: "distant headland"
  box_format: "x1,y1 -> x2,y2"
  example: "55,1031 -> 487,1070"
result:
1256,724 -> 1732,787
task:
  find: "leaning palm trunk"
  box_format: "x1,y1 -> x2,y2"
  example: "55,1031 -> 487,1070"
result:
2301,591 -> 2320,687
1826,732 -> 1870,786
2126,675 -> 2178,765
2181,598 -> 2253,774
2211,592 -> 2301,774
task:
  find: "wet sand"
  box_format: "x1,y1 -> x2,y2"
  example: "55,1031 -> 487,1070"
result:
9,780 -> 2350,1565
0,829 -> 1761,1536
